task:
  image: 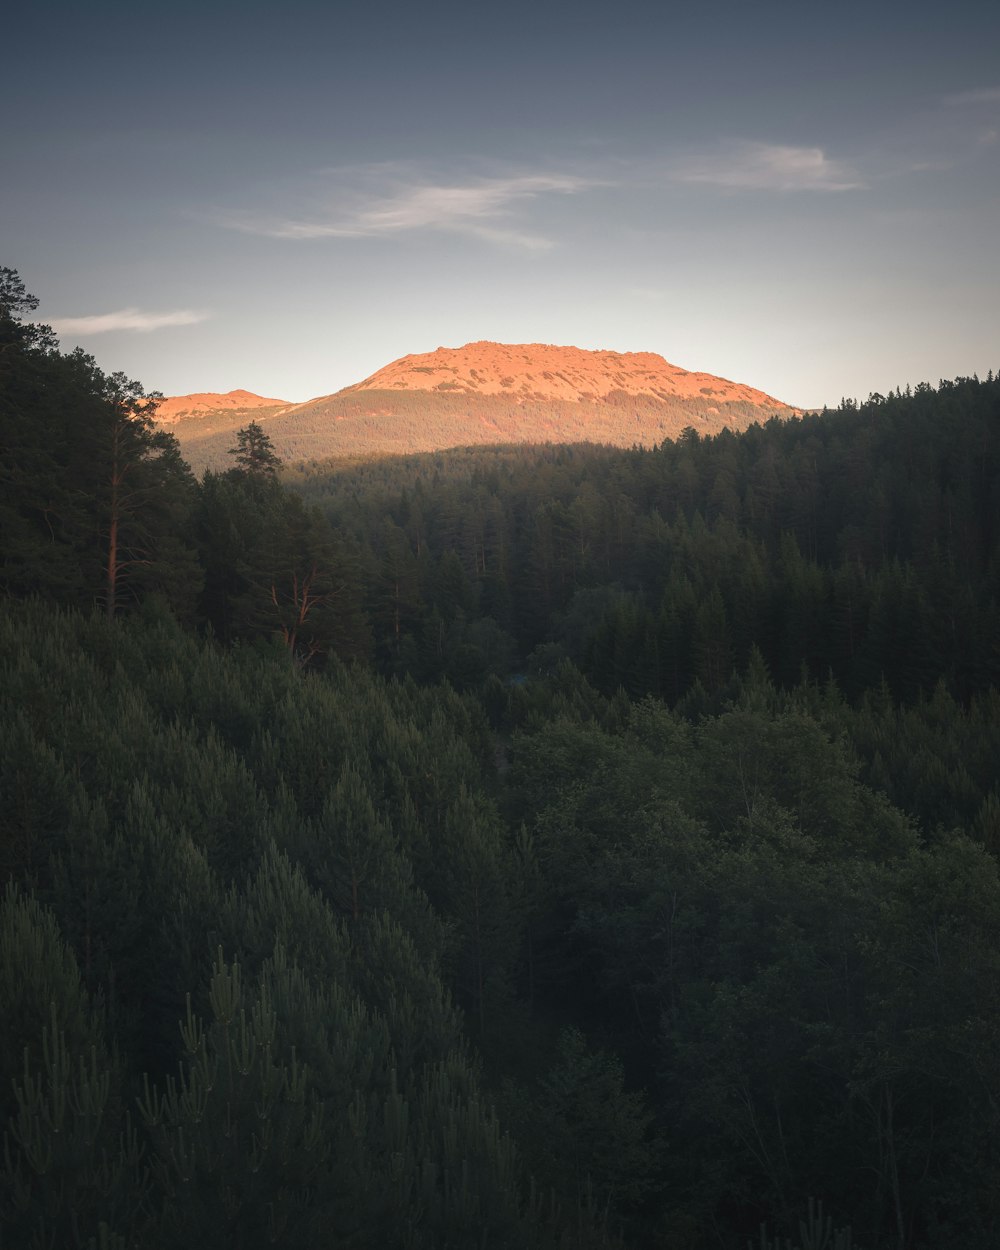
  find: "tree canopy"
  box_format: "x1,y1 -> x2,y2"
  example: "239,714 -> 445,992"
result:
3,265 -> 1000,1249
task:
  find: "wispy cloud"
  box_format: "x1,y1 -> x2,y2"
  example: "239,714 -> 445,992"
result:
674,142 -> 865,193
50,308 -> 209,335
944,86 -> 1000,106
214,171 -> 591,250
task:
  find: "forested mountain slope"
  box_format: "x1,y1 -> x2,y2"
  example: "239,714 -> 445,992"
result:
5,603 -> 1000,1249
4,265 -> 1000,1249
295,375 -> 1000,704
158,341 -> 800,473
148,388 -> 292,439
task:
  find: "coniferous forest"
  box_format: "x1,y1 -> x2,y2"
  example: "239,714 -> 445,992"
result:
4,264 -> 1000,1250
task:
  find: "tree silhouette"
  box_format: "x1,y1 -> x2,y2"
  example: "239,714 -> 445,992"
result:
228,421 -> 282,478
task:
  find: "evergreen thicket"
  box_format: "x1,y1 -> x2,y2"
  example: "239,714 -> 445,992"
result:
3,267 -> 1000,1248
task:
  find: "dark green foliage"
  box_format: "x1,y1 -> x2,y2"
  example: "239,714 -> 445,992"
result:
195,453 -> 370,663
511,1026 -> 659,1223
0,886 -> 148,1249
137,952 -> 328,1248
6,267 -> 1000,1247
294,374 -> 1000,706
227,420 -> 282,479
0,278 -> 201,620
501,673 -> 1000,1246
0,885 -> 104,1123
751,1199 -> 859,1250
0,604 -> 552,1248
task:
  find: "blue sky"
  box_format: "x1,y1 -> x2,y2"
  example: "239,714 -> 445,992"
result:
4,0 -> 999,407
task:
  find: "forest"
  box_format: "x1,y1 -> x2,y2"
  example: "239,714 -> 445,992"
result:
3,262 -> 1000,1250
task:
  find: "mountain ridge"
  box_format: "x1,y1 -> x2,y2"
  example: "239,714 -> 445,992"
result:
345,341 -> 793,409
150,388 -> 291,425
152,341 -> 801,472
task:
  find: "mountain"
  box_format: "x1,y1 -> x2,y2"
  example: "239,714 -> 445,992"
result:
347,341 -> 791,407
156,343 -> 800,472
149,389 -> 291,434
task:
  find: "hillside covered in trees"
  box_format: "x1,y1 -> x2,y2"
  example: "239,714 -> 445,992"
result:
158,341 -> 799,474
3,265 -> 1000,1250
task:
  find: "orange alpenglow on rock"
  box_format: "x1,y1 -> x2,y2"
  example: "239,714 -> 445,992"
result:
348,341 -> 786,407
151,342 -> 800,472
149,390 -> 291,424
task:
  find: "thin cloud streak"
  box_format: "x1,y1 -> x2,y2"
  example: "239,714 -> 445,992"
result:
945,86 -> 1000,106
674,142 -> 865,192
216,173 -> 592,250
50,308 -> 210,335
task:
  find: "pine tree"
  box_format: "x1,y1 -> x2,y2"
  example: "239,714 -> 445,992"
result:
0,269 -> 199,617
0,886 -> 148,1248
138,951 -> 327,1249
228,421 -> 282,479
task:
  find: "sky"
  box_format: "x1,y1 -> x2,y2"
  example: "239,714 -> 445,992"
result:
4,0 -> 999,408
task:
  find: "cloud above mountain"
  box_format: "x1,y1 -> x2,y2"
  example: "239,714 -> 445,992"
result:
207,143 -> 870,261
215,170 -> 592,250
674,142 -> 865,192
